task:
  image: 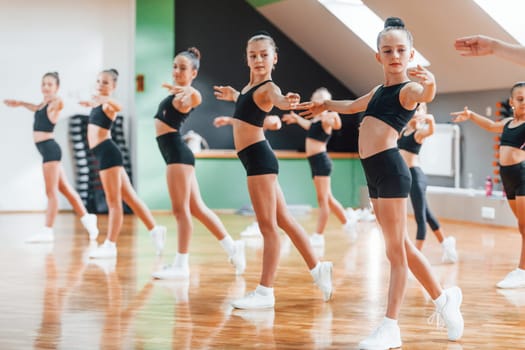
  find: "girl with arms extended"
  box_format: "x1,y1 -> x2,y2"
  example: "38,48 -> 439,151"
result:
214,31 -> 333,309
299,18 -> 463,349
4,72 -> 98,242
81,69 -> 166,259
151,47 -> 245,279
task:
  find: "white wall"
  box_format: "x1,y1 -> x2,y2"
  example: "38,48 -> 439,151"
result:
0,0 -> 134,211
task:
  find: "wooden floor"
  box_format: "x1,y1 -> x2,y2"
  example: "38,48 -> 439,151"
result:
0,211 -> 524,350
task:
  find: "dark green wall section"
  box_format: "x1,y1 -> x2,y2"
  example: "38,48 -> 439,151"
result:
246,0 -> 282,7
135,0 -> 174,209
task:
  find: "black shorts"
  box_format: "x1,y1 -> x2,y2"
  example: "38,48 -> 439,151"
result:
500,162 -> 525,200
237,140 -> 279,176
360,148 -> 411,199
156,132 -> 195,166
35,139 -> 62,163
308,152 -> 332,178
90,139 -> 123,170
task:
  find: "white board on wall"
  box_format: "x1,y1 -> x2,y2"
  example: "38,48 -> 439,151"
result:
419,124 -> 460,184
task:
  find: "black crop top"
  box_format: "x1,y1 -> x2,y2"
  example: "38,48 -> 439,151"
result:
154,95 -> 190,130
33,105 -> 55,132
397,130 -> 422,154
500,119 -> 525,150
233,80 -> 272,127
307,120 -> 331,143
89,105 -> 113,130
364,82 -> 416,133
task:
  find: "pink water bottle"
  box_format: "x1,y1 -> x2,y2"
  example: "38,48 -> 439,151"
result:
485,176 -> 493,197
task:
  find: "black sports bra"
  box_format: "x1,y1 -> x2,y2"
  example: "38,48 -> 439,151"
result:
154,95 -> 190,130
500,119 -> 525,150
397,130 -> 422,154
89,105 -> 113,130
307,120 -> 331,143
233,80 -> 272,127
33,105 -> 55,132
364,82 -> 417,133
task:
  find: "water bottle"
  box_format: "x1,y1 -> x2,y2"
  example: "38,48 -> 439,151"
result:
485,176 -> 493,197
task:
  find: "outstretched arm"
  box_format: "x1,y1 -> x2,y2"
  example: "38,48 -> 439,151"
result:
451,107 -> 508,133
214,85 -> 240,103
296,88 -> 375,118
213,116 -> 233,128
405,65 -> 436,105
282,111 -> 311,130
162,83 -> 201,113
265,83 -> 300,111
414,114 -> 435,143
455,35 -> 525,66
322,111 -> 342,131
3,99 -> 40,112
263,115 -> 282,131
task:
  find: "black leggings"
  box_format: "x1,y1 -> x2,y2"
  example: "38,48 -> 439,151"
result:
409,167 -> 440,240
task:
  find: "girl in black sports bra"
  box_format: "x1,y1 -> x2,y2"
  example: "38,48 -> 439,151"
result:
4,72 -> 99,243
452,81 -> 525,290
214,32 -> 333,310
299,17 -> 463,349
398,103 -> 457,263
151,47 -> 245,280
282,88 -> 355,248
80,69 -> 166,260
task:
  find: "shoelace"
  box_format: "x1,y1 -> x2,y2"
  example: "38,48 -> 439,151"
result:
427,308 -> 446,329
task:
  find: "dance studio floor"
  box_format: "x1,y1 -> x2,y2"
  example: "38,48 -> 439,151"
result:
0,211 -> 524,349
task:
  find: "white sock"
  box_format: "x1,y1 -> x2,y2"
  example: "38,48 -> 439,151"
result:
219,235 -> 236,256
517,268 -> 525,274
42,227 -> 54,234
255,284 -> 274,296
174,253 -> 189,268
383,316 -> 398,326
310,262 -> 321,280
104,239 -> 116,248
312,232 -> 323,237
149,226 -> 161,234
433,291 -> 447,308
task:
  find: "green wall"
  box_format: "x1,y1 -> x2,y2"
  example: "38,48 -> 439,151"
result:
135,0 -> 175,209
195,158 -> 366,209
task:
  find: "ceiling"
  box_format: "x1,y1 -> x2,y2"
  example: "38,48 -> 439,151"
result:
253,0 -> 525,95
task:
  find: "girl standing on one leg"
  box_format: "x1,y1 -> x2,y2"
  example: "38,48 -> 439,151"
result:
81,69 -> 166,259
214,31 -> 333,309
398,102 -> 458,263
299,17 -> 463,349
452,82 -> 525,288
4,72 -> 99,242
151,47 -> 245,279
282,87 -> 356,248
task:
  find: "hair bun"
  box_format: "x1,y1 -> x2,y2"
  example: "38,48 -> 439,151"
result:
109,68 -> 119,76
187,47 -> 201,60
384,17 -> 404,29
252,30 -> 271,37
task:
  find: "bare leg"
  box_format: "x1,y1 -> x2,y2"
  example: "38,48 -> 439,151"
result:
99,167 -> 123,243
166,164 -> 193,253
432,228 -> 445,243
57,166 -> 87,217
508,198 -> 525,269
120,168 -> 156,231
42,162 -> 61,228
275,182 -> 317,269
313,176 -> 331,234
328,193 -> 347,224
189,173 -> 228,240
247,174 -> 279,287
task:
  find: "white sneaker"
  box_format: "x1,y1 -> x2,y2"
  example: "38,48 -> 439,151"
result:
240,222 -> 261,237
81,214 -> 99,241
152,265 -> 190,279
313,261 -> 333,301
25,228 -> 54,243
358,321 -> 402,350
89,241 -> 117,259
309,233 -> 325,247
150,226 -> 167,255
431,287 -> 464,341
229,240 -> 246,275
496,269 -> 525,289
231,291 -> 275,309
343,220 -> 358,241
442,237 -> 458,264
